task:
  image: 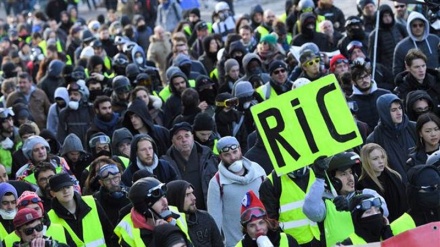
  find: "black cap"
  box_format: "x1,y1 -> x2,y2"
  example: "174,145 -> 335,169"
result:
170,122 -> 193,137
49,173 -> 74,192
195,21 -> 208,31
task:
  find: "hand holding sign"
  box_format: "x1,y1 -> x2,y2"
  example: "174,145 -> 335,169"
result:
312,156 -> 328,179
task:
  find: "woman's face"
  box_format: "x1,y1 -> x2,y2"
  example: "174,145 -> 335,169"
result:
136,89 -> 150,106
420,120 -> 440,148
245,219 -> 268,239
368,148 -> 385,176
209,39 -> 218,53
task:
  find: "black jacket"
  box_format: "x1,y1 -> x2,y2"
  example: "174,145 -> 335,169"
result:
244,133 -> 274,175
57,102 -> 95,148
93,185 -> 131,226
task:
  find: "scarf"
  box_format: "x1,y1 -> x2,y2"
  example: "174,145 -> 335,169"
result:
136,154 -> 159,174
131,207 -> 154,230
93,113 -> 120,136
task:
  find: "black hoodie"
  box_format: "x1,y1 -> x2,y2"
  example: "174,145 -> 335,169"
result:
163,71 -> 191,128
405,90 -> 435,122
292,12 -> 331,52
122,98 -> 170,156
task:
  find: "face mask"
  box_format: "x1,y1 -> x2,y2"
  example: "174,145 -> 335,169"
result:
249,67 -> 262,75
68,101 -> 79,110
1,137 -> 14,149
354,213 -> 384,242
0,208 -> 17,220
228,160 -> 244,173
89,90 -> 104,102
94,150 -> 111,159
135,57 -> 144,65
417,191 -> 440,209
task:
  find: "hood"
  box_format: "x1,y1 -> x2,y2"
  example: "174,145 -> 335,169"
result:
166,180 -> 192,212
406,11 -> 430,41
88,55 -> 104,71
39,129 -> 61,155
48,60 -> 64,77
54,87 -> 70,104
131,44 -> 146,63
379,5 -> 395,29
250,4 -> 264,18
202,35 -> 215,55
172,54 -> 192,67
111,127 -> 133,156
300,12 -> 316,34
376,93 -> 407,129
406,90 -> 434,121
168,70 -> 189,95
129,133 -> 157,165
228,40 -> 247,57
61,133 -> 84,156
242,53 -> 262,75
122,98 -> 155,134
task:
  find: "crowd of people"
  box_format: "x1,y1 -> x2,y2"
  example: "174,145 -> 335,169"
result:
0,0 -> 439,246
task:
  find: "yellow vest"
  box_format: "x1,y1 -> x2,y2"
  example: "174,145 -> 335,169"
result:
4,222 -> 67,247
235,232 -> 289,246
296,15 -> 326,33
390,212 -> 416,236
269,172 -> 320,244
47,196 -> 105,247
119,156 -> 130,169
256,25 -> 270,38
323,199 -> 354,247
348,233 -> 367,245
159,79 -> 196,102
0,222 -> 10,241
256,83 -> 277,101
279,13 -> 287,23
114,206 -> 190,247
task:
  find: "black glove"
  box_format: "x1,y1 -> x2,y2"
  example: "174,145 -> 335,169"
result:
312,156 -> 328,179
333,196 -> 349,211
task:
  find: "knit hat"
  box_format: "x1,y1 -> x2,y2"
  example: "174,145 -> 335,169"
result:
49,173 -> 74,192
217,136 -> 239,153
1,62 -> 16,79
329,54 -> 349,72
189,8 -> 201,18
132,169 -> 154,183
0,183 -> 18,201
22,136 -> 50,160
193,112 -> 215,131
240,190 -> 267,225
225,58 -> 239,73
80,46 -> 94,60
408,165 -> 440,187
17,191 -> 44,213
170,122 -> 193,137
293,77 -> 311,89
13,208 -> 43,229
195,21 -> 208,31
234,81 -> 254,98
61,133 -> 84,156
259,34 -> 277,45
268,60 -> 288,75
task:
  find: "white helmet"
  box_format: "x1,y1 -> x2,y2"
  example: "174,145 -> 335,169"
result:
215,1 -> 230,13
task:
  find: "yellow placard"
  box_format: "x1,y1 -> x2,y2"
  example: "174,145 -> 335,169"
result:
251,74 -> 363,176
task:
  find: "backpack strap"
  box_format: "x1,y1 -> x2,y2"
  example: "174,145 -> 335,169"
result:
215,172 -> 223,198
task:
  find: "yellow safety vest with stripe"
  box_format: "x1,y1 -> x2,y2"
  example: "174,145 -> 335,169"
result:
159,79 -> 196,102
323,199 -> 354,247
256,83 -> 278,101
24,166 -> 62,185
390,212 -> 416,236
4,222 -> 67,247
235,232 -> 289,247
268,172 -> 319,244
47,196 -> 105,247
114,205 -> 190,247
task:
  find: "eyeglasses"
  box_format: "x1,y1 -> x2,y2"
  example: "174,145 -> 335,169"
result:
302,58 -> 320,67
347,40 -> 363,52
18,197 -> 41,208
418,184 -> 439,192
146,183 -> 167,198
89,135 -> 111,148
240,207 -> 266,224
353,197 -> 382,212
218,144 -> 239,154
412,23 -> 424,28
22,223 -> 44,236
0,108 -> 15,119
273,69 -> 286,75
395,5 -> 405,9
98,164 -> 120,179
102,174 -> 121,185
215,97 -> 239,108
356,74 -> 371,83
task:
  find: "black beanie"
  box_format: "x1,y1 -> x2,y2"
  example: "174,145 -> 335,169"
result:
2,62 -> 16,79
189,8 -> 201,18
193,112 -> 215,131
152,224 -> 188,247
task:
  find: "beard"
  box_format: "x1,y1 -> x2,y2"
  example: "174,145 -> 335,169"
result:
99,112 -> 114,122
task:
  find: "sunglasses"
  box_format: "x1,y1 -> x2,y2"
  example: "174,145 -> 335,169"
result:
98,164 -> 120,179
303,58 -> 320,67
22,223 -> 44,236
0,108 -> 14,119
219,144 -> 239,154
395,5 -> 405,9
412,23 -> 424,28
273,69 -> 286,75
347,40 -> 363,52
89,135 -> 111,148
240,207 -> 266,224
18,197 -> 41,208
418,184 -> 439,192
146,184 -> 167,198
215,97 -> 239,108
353,197 -> 382,212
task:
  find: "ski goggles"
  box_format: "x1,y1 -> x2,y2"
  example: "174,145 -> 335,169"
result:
215,97 -> 239,108
98,164 -> 120,179
240,207 -> 266,224
0,108 -> 14,119
89,134 -> 111,148
18,197 -> 41,208
146,183 -> 167,198
347,40 -> 363,53
417,184 -> 439,192
218,144 -> 239,154
352,197 -> 382,212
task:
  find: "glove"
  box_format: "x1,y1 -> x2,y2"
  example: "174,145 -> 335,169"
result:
333,196 -> 349,211
312,156 -> 328,179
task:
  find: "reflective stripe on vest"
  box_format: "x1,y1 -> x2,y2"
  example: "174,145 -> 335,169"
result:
269,172 -> 319,244
210,68 -> 218,80
235,232 -> 289,247
48,196 -> 105,247
323,199 -> 354,247
390,212 -> 416,236
212,139 -> 219,155
4,223 -> 67,247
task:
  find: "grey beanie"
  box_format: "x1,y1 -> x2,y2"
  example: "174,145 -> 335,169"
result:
225,58 -> 239,73
234,81 -> 254,98
22,136 -> 50,160
61,133 -> 85,156
217,136 -> 240,153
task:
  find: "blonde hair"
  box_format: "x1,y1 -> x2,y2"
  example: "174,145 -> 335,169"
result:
359,143 -> 402,193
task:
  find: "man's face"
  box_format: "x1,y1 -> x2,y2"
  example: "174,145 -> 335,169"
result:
1,194 -> 16,211
99,29 -> 109,40
197,28 -> 208,38
334,168 -> 355,195
130,114 -> 144,130
100,172 -> 122,192
394,3 -> 407,17
97,101 -> 113,121
219,146 -> 242,166
0,166 -> 8,182
183,187 -> 197,213
32,144 -> 47,162
195,130 -> 212,143
354,72 -> 372,92
390,102 -> 403,125
1,117 -> 14,134
320,21 -> 333,36
118,141 -> 131,157
271,67 -> 287,85
228,65 -> 240,80
172,130 -> 194,154
363,3 -> 376,17
410,19 -> 425,38
69,91 -> 82,102
334,62 -> 349,76
172,77 -> 187,94
382,12 -> 393,24
413,99 -> 430,116
17,219 -> 44,243
302,57 -> 320,77
175,44 -> 189,55
350,48 -> 365,61
151,196 -> 168,215
95,143 -> 110,155
66,151 -> 80,163
253,12 -> 263,23
406,58 -> 426,82
18,77 -> 32,94
239,28 -> 251,43
189,13 -> 199,23
264,11 -> 275,26
247,60 -> 261,74
37,170 -> 55,192
50,185 -> 74,204
137,140 -> 155,165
